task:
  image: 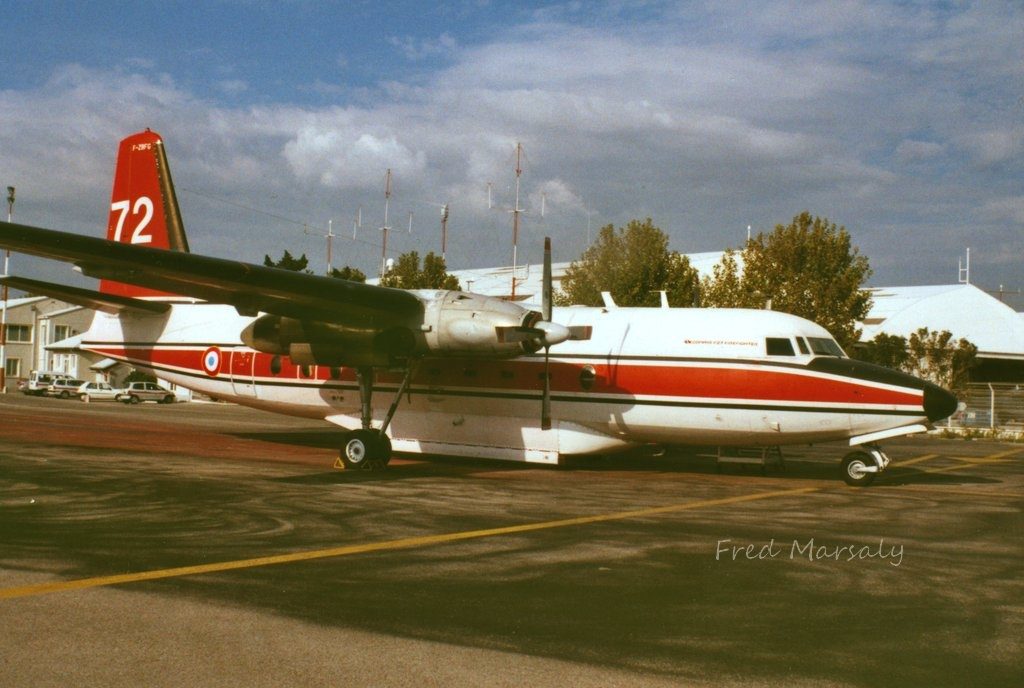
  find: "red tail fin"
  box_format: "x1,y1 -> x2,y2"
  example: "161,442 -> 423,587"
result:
100,129 -> 189,297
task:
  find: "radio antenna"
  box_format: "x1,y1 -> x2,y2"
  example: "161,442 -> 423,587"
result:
325,219 -> 335,274
380,168 -> 392,277
440,203 -> 449,261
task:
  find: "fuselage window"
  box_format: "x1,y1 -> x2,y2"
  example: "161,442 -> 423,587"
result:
796,337 -> 810,355
766,337 -> 795,356
806,337 -> 845,357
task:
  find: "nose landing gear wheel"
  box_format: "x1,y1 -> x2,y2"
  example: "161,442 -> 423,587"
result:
841,451 -> 876,487
340,429 -> 393,470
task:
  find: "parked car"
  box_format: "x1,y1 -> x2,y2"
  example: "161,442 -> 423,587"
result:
46,377 -> 86,399
116,381 -> 177,404
20,371 -> 60,396
77,381 -> 121,402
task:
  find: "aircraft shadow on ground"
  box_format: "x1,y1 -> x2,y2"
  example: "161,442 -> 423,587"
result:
878,467 -> 1001,487
233,429 -> 1004,488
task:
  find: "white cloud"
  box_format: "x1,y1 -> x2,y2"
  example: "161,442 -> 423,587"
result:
956,128 -> 1024,167
218,79 -> 249,96
282,127 -> 427,188
1,2 -> 1021,292
896,140 -> 945,163
981,197 -> 1024,225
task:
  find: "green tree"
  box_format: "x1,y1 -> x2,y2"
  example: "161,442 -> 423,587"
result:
699,249 -> 762,309
329,266 -> 366,282
853,332 -> 911,370
906,327 -> 978,393
380,250 -> 460,290
263,250 -> 312,274
557,218 -> 700,307
702,212 -> 872,349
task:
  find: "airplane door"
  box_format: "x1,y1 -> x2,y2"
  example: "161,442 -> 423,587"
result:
230,350 -> 257,397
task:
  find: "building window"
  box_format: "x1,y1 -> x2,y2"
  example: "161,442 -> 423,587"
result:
53,325 -> 75,342
4,324 -> 31,343
5,358 -> 20,377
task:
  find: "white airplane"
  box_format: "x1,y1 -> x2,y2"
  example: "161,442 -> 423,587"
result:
0,130 -> 957,486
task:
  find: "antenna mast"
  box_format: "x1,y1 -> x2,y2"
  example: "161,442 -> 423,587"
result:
1,186 -> 13,395
958,247 -> 971,285
325,219 -> 335,274
511,142 -> 524,299
380,168 -> 392,278
440,203 -> 450,261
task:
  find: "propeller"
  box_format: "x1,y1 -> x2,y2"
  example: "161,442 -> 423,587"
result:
542,237 -> 553,430
493,237 -> 591,430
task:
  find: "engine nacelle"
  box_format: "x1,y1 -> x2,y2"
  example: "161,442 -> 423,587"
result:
240,314 -> 416,367
239,291 -> 550,368
418,290 -> 542,357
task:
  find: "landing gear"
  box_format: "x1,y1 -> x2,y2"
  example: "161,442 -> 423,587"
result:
339,429 -> 392,470
337,364 -> 413,471
840,444 -> 890,487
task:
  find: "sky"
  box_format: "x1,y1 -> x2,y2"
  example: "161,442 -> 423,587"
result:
1,1 -> 1022,305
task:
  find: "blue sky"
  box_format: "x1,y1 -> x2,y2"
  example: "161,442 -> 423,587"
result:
2,1 -> 1022,304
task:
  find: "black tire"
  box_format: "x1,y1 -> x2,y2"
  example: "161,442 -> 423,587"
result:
161,395 -> 174,404
841,451 -> 876,487
339,430 -> 392,470
60,390 -> 70,399
377,434 -> 393,468
129,394 -> 140,405
340,430 -> 376,470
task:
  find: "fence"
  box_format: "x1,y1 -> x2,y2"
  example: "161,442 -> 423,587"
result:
944,383 -> 1024,433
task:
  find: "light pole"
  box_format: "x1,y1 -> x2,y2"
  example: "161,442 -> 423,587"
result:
1,186 -> 14,393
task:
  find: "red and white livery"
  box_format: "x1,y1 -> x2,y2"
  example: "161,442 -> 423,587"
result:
0,131 -> 958,486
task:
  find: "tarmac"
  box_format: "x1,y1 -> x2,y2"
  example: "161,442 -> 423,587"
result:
1,394 -> 1021,687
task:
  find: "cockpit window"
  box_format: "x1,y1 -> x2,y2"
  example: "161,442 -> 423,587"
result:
796,337 -> 810,354
765,337 -> 795,356
806,337 -> 845,357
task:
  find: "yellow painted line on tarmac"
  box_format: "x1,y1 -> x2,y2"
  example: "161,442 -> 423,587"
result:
883,486 -> 1024,500
890,449 -> 1017,479
0,485 -> 819,601
949,448 -> 1024,464
888,448 -> 1020,475
889,453 -> 941,468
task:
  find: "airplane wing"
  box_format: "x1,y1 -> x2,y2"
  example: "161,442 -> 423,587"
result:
0,275 -> 171,315
0,220 -> 423,326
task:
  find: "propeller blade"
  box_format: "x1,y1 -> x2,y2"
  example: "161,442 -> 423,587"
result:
541,345 -> 552,430
567,325 -> 592,341
542,236 -> 552,322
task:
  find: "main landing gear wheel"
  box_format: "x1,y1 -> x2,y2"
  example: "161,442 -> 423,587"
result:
340,429 -> 392,471
841,451 -> 876,487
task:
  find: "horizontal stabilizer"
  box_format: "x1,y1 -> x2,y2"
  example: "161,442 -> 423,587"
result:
0,275 -> 171,315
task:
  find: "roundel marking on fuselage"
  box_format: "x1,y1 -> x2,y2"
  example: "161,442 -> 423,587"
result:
202,346 -> 222,377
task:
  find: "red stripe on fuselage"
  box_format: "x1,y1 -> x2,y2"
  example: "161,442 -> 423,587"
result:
87,345 -> 923,408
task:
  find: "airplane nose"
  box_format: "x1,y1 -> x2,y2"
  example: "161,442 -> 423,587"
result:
923,383 -> 958,423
